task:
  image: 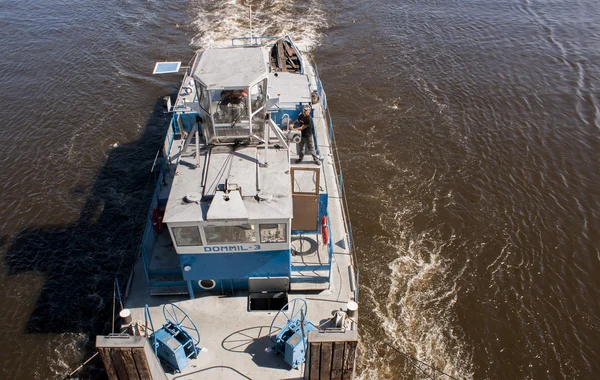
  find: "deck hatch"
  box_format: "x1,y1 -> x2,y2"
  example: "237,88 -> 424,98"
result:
248,277 -> 289,311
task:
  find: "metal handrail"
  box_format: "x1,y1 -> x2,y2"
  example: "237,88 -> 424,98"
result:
144,304 -> 157,356
231,35 -> 279,46
304,51 -> 359,295
323,104 -> 357,258
115,277 -> 124,310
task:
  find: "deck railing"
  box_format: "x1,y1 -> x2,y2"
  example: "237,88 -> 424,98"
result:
139,170 -> 162,285
305,51 -> 359,301
231,35 -> 279,47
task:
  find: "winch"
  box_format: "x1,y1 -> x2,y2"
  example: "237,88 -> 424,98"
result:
269,299 -> 318,368
145,303 -> 201,373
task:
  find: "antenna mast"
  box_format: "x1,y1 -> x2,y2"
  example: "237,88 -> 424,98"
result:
249,6 -> 253,44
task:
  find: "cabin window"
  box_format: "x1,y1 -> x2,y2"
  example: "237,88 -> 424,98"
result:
204,224 -> 256,244
196,81 -> 209,113
214,88 -> 249,125
250,80 -> 267,114
172,226 -> 203,247
249,79 -> 267,139
260,223 -> 287,243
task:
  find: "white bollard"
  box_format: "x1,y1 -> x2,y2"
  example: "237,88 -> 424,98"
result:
346,301 -> 358,330
119,308 -> 132,325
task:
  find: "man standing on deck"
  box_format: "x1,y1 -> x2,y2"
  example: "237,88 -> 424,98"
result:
290,105 -> 320,165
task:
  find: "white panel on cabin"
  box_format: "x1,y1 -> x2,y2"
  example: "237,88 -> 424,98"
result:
267,72 -> 311,106
207,190 -> 248,221
228,147 -> 258,196
292,170 -> 318,194
204,146 -> 234,196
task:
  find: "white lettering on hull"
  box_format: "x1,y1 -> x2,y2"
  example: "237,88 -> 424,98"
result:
203,244 -> 261,252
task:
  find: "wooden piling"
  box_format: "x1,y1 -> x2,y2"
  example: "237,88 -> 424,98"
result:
96,334 -> 167,380
304,330 -> 358,380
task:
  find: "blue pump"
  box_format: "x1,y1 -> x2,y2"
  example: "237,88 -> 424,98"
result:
145,303 -> 201,373
269,298 -> 318,368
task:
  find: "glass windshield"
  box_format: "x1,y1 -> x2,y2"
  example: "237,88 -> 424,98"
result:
172,226 -> 203,246
214,89 -> 249,124
204,224 -> 256,244
260,223 -> 287,243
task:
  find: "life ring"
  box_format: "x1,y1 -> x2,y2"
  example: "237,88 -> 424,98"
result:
311,91 -> 320,104
152,207 -> 164,234
321,215 -> 329,245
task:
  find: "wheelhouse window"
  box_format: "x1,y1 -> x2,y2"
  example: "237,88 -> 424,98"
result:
204,224 -> 256,244
249,80 -> 267,140
195,80 -> 209,112
172,226 -> 203,246
260,223 -> 287,243
213,88 -> 249,125
250,79 -> 267,114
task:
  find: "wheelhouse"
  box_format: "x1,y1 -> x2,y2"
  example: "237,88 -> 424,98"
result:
192,47 -> 270,143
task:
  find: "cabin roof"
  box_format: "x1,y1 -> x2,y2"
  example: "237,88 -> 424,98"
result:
267,72 -> 312,105
163,144 -> 292,225
192,47 -> 270,88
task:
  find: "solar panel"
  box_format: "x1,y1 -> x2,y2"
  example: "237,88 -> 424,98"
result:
153,62 -> 181,74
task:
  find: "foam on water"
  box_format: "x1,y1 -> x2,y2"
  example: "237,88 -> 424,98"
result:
357,219 -> 474,379
189,0 -> 328,50
43,333 -> 90,379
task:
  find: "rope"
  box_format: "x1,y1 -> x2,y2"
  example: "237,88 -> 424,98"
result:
305,53 -> 358,275
324,106 -> 359,270
351,318 -> 462,380
63,352 -> 99,379
62,320 -> 151,378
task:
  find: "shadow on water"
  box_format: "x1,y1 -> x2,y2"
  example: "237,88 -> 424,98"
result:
1,97 -> 172,378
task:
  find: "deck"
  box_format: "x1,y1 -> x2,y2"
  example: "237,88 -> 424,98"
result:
121,53 -> 357,379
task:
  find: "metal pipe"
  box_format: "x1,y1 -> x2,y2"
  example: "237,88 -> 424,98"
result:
264,117 -> 270,166
256,156 -> 261,191
249,6 -> 253,44
196,125 -> 200,168
115,277 -> 123,310
111,282 -> 116,334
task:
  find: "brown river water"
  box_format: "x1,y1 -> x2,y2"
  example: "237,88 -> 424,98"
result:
0,0 -> 598,379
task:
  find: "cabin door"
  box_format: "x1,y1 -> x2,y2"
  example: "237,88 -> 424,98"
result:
291,167 -> 320,231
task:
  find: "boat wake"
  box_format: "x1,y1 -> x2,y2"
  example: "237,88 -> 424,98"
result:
358,224 -> 474,379
188,0 -> 329,50
346,156 -> 474,379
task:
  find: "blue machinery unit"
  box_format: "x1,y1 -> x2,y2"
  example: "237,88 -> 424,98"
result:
145,304 -> 201,373
269,299 -> 317,368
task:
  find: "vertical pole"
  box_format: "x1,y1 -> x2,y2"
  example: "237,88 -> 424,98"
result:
111,282 -> 116,334
115,277 -> 124,310
329,118 -> 333,145
355,269 -> 360,302
187,280 -> 195,299
195,124 -> 200,168
264,117 -> 270,166
140,246 -> 151,286
249,6 -> 253,44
